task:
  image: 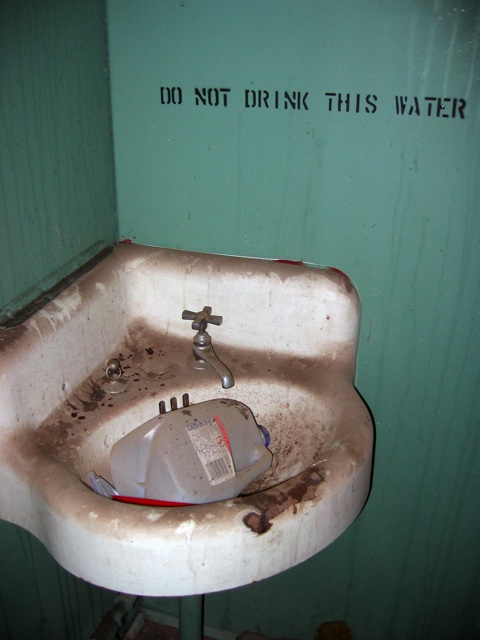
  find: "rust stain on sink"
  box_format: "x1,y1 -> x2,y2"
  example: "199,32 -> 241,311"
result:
243,466 -> 325,534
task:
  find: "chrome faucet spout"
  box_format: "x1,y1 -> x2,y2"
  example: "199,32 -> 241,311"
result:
193,331 -> 235,389
182,306 -> 235,389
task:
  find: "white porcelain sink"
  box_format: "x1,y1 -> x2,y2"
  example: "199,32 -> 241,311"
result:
0,244 -> 373,596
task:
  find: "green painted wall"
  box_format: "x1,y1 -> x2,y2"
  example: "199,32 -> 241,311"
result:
0,1 -> 116,637
108,1 -> 480,639
0,524 -> 114,639
0,0 -> 117,322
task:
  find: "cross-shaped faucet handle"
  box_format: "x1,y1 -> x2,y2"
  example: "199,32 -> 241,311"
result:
182,306 -> 223,331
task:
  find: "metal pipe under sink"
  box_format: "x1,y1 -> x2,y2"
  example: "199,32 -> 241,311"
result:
180,594 -> 204,640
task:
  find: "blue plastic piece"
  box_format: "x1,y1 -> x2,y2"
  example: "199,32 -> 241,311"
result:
258,424 -> 270,447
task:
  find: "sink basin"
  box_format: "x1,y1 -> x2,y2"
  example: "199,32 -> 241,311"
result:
0,243 -> 373,596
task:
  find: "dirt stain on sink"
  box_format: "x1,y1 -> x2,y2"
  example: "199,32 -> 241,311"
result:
243,466 -> 325,534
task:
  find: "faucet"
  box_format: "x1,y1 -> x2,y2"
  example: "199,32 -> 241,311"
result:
182,306 -> 235,389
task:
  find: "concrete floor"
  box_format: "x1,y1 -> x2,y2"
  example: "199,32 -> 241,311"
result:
135,619 -> 215,640
133,620 -> 295,640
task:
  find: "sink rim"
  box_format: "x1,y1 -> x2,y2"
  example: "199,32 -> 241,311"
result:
3,375 -> 372,594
